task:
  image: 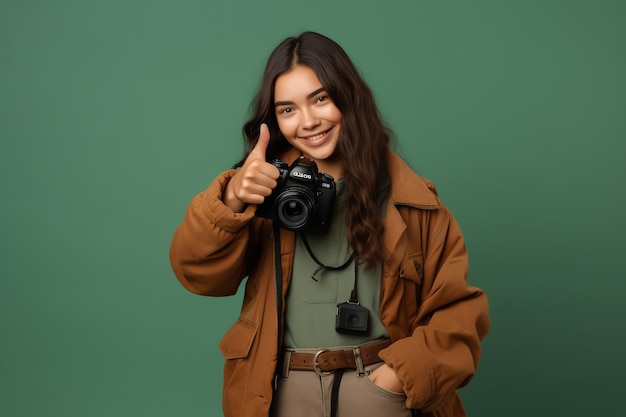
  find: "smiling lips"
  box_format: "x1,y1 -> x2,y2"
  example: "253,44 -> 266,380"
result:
300,128 -> 332,145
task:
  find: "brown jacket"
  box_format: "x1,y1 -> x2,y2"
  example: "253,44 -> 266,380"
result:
170,149 -> 490,417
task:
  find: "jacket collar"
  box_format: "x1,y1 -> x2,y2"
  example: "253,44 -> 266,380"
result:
383,150 -> 440,267
386,150 -> 440,210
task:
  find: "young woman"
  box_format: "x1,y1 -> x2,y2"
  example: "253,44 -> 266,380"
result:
170,32 -> 489,417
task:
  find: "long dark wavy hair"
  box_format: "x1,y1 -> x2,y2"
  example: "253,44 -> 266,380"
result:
238,32 -> 392,269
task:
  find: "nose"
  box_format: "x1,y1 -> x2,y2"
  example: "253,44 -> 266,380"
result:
301,108 -> 320,129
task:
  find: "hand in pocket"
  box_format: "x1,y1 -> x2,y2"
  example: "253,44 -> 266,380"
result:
368,363 -> 404,394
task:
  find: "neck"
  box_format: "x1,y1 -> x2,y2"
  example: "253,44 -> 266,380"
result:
313,156 -> 343,180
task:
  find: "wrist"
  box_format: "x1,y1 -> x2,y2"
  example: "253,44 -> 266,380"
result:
223,178 -> 245,213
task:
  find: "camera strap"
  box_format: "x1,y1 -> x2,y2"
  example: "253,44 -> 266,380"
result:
272,221 -> 284,391
299,233 -> 360,304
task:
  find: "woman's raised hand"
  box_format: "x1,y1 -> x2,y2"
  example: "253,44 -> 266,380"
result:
224,123 -> 280,213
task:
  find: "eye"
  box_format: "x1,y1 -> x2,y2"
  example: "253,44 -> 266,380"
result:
315,95 -> 328,104
277,107 -> 294,115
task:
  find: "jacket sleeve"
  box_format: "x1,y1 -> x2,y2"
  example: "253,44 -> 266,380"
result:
169,169 -> 259,296
378,208 -> 490,412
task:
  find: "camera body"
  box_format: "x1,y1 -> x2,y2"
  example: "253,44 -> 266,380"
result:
256,156 -> 335,232
335,302 -> 369,334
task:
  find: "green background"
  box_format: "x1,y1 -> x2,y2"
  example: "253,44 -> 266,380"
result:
1,0 -> 624,416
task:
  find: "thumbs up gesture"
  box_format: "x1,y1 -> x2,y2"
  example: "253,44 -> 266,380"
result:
224,123 -> 280,213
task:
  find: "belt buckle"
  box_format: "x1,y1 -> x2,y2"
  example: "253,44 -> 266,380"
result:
313,349 -> 334,376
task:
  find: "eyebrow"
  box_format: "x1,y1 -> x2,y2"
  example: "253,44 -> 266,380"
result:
274,87 -> 326,107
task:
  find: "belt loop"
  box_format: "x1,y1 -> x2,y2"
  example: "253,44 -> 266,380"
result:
281,351 -> 292,380
352,345 -> 365,376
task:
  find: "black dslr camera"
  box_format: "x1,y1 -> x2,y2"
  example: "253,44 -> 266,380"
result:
335,301 -> 369,334
256,157 -> 335,232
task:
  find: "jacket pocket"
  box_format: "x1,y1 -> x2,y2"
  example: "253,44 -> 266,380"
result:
219,317 -> 258,359
399,251 -> 423,285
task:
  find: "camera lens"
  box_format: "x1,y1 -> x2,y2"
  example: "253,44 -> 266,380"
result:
274,186 -> 316,231
347,313 -> 360,326
284,200 -> 303,217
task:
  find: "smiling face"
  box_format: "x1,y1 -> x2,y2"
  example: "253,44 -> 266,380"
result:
274,65 -> 344,178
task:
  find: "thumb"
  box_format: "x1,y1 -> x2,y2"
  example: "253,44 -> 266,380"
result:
249,123 -> 270,161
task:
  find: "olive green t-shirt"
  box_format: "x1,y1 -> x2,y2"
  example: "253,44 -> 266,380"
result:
283,180 -> 389,349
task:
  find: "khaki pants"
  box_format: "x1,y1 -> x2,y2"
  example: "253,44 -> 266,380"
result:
270,362 -> 412,417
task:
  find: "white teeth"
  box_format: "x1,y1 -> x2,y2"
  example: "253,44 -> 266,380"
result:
305,131 -> 327,141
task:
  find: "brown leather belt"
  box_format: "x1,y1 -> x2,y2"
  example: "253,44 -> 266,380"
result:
287,338 -> 391,374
